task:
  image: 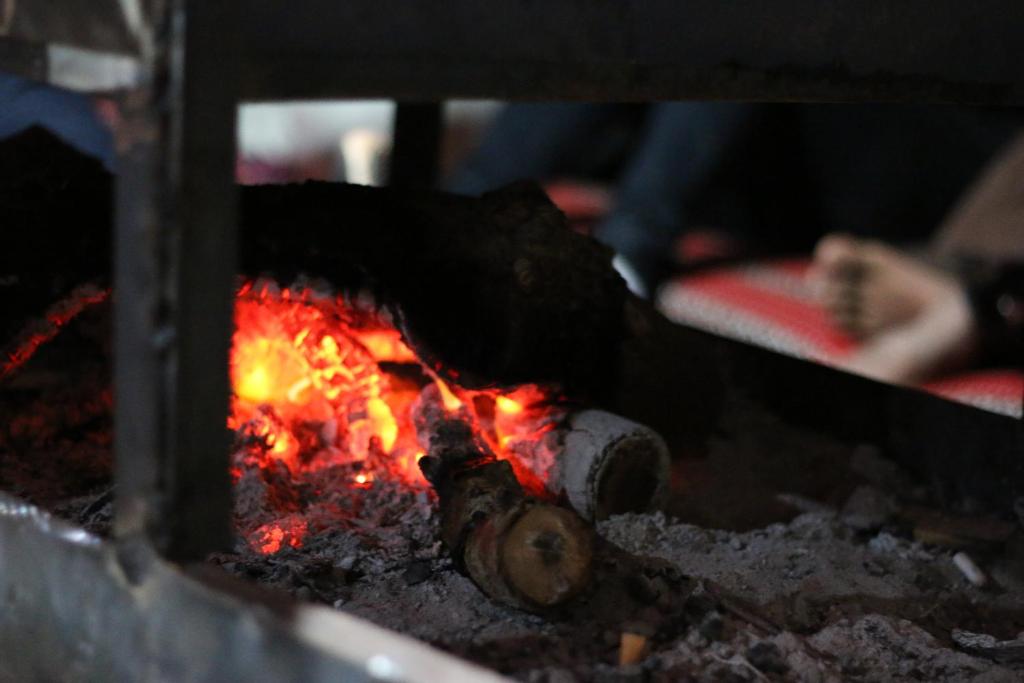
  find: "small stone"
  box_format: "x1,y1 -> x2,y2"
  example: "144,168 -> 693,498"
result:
867,532 -> 901,554
402,559 -> 433,586
747,641 -> 788,674
698,610 -> 725,641
625,573 -> 660,604
841,486 -> 897,531
685,628 -> 708,649
337,555 -> 357,571
862,558 -> 888,577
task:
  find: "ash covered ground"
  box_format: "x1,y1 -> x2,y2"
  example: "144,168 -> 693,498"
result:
3,302 -> 1024,682
208,465 -> 1024,682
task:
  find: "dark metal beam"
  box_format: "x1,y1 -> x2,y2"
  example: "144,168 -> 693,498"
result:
0,36 -> 47,82
240,0 -> 1024,104
389,102 -> 443,189
0,0 -> 138,54
10,1 -> 1024,104
113,0 -> 238,561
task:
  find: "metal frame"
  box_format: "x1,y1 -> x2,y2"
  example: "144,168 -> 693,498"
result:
1,0 -> 1021,575
6,1 -> 1024,104
0,0 -> 1021,677
110,0 -> 237,560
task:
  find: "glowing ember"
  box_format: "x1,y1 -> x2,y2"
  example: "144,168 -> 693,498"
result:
1,285 -> 110,381
249,518 -> 308,554
229,282 -> 564,554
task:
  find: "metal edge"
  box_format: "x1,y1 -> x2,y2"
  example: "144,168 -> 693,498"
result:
0,492 -> 509,683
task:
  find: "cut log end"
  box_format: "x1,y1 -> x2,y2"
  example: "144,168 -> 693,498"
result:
422,418 -> 595,612
556,410 -> 670,520
500,505 -> 593,607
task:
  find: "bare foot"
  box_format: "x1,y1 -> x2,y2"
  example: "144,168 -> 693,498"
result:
811,234 -> 976,384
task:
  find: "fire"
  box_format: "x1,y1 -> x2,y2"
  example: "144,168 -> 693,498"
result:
250,518 -> 308,554
495,396 -> 523,415
229,282 -> 564,554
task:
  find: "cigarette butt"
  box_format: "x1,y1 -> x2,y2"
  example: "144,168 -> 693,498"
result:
619,632 -> 648,666
953,551 -> 988,587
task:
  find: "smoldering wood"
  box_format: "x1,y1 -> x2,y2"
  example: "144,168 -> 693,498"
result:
0,284 -> 109,380
238,180 -> 629,399
418,418 -> 594,612
0,129 -> 708,448
413,380 -> 671,520
1,131 -> 626,403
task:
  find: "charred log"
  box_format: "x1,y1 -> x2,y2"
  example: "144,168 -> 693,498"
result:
0,130 -> 723,452
413,383 -> 671,520
238,180 -> 628,399
418,419 -> 594,612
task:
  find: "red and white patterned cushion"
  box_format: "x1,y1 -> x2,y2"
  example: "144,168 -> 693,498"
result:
659,258 -> 1022,418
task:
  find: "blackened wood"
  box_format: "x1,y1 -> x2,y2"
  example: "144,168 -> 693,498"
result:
0,134 -> 627,401
419,419 -> 593,611
239,180 -> 629,400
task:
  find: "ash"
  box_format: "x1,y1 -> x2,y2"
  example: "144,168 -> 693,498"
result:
210,461 -> 1024,682
4,301 -> 1024,682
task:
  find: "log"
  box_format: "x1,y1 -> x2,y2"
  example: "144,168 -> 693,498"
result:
414,384 -> 671,521
552,409 -> 670,521
239,180 -> 628,399
0,130 -> 724,455
418,419 -> 593,612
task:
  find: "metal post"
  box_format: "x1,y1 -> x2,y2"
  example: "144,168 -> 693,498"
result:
389,102 -> 443,188
114,0 -> 238,561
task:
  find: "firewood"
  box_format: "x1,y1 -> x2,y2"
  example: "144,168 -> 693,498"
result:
0,130 -> 724,455
418,419 -> 593,612
551,409 -> 670,521
413,384 -> 670,521
952,630 -> 1024,665
239,181 -> 628,400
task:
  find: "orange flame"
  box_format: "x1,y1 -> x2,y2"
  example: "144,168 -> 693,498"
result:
250,518 -> 308,554
229,283 -> 564,554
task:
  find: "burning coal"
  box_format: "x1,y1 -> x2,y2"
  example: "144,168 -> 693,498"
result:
228,281 -> 565,555
3,279 -> 668,568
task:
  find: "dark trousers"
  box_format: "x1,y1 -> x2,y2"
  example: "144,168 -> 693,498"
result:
448,102 -> 1020,291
